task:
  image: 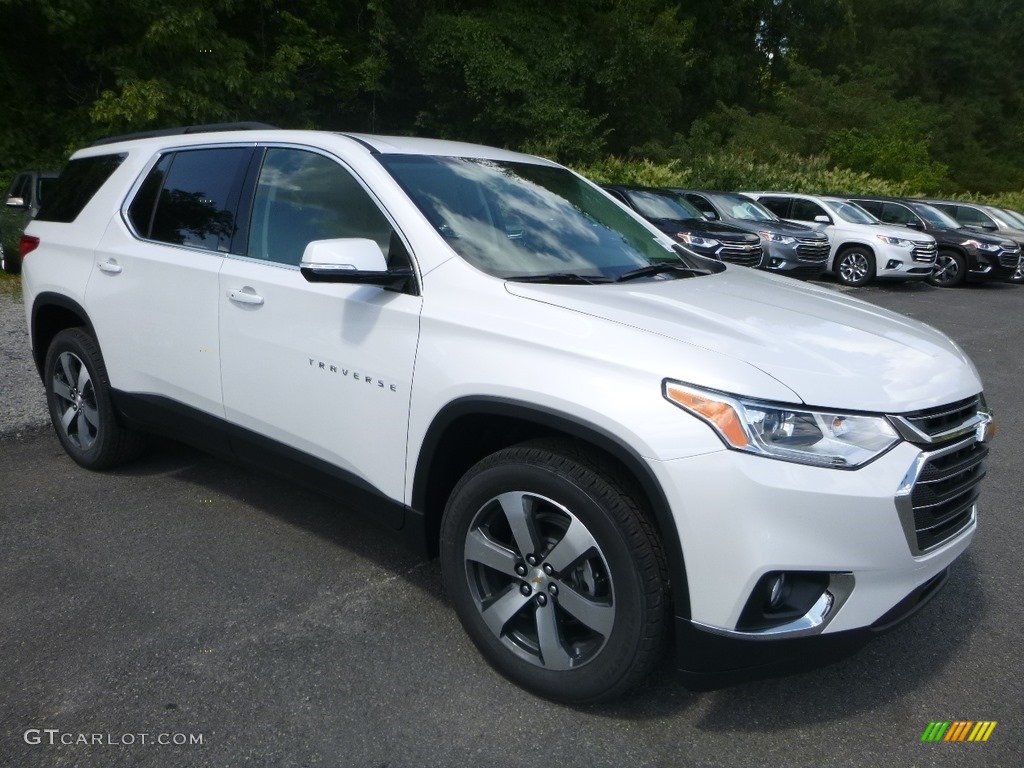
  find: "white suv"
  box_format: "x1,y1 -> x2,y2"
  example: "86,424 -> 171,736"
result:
22,127 -> 993,703
748,192 -> 939,287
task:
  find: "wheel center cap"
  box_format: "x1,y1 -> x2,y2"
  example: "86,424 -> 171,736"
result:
527,568 -> 547,588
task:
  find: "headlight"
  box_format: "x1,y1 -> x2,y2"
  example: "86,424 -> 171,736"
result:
677,233 -> 720,248
876,235 -> 914,248
961,239 -> 1000,252
759,231 -> 796,245
663,381 -> 900,468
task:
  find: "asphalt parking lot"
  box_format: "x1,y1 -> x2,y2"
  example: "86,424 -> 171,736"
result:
1,275 -> 1021,767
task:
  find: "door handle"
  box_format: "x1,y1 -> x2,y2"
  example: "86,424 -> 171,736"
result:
97,260 -> 122,274
227,288 -> 265,306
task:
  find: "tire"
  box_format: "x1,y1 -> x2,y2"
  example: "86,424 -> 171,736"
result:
440,439 -> 669,704
834,246 -> 875,287
928,250 -> 966,287
1011,259 -> 1024,284
44,328 -> 145,470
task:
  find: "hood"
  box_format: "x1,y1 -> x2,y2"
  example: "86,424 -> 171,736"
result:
744,219 -> 826,239
505,268 -> 980,413
649,218 -> 761,243
953,227 -> 1016,247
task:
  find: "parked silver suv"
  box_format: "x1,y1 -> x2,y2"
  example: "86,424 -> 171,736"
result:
748,192 -> 938,287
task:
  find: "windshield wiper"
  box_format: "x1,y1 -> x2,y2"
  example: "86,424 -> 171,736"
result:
506,272 -> 611,284
614,263 -> 710,282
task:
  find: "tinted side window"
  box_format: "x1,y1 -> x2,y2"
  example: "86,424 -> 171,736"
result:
246,148 -> 395,267
856,200 -> 882,217
36,154 -> 126,223
758,197 -> 790,217
9,174 -> 29,200
790,199 -> 827,221
127,155 -> 173,237
880,203 -> 917,226
683,193 -> 717,218
149,148 -> 251,251
955,206 -> 995,228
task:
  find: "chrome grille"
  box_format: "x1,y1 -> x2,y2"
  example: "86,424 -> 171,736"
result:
893,395 -> 991,555
911,241 -> 937,264
910,441 -> 987,552
717,243 -> 763,268
895,396 -> 981,444
795,238 -> 830,263
998,246 -> 1021,268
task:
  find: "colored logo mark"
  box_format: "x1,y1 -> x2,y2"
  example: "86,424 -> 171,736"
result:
921,721 -> 997,742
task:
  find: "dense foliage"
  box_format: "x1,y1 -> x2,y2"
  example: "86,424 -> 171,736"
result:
2,0 -> 1023,201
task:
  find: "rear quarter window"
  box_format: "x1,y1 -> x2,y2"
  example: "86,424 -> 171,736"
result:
36,154 -> 126,223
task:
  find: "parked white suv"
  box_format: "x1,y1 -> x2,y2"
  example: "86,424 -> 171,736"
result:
748,192 -> 938,287
22,127 -> 993,703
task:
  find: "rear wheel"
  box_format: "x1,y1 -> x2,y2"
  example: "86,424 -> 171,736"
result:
835,246 -> 875,287
440,440 -> 668,703
44,328 -> 145,469
928,249 -> 966,287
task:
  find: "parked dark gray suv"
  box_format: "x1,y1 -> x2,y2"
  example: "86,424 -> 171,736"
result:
849,197 -> 1020,287
671,189 -> 830,279
602,185 -> 763,267
2,170 -> 59,273
922,200 -> 1024,284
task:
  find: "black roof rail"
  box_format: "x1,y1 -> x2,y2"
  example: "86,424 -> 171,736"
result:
90,122 -> 278,147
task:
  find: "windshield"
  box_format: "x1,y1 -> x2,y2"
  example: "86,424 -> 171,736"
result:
380,156 -> 696,280
714,193 -> 777,222
625,190 -> 704,222
912,203 -> 961,229
828,200 -> 878,224
987,207 -> 1023,229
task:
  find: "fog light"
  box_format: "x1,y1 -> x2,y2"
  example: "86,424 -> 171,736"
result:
737,571 -> 830,631
885,259 -> 902,270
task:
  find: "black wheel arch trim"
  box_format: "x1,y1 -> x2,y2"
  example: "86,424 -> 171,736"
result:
413,395 -> 692,619
30,292 -> 100,380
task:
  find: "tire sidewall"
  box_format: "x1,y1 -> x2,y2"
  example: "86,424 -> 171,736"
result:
835,247 -> 875,287
44,328 -> 122,469
441,455 -> 653,704
928,250 -> 966,287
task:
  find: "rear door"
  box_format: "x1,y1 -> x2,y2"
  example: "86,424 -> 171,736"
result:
87,146 -> 254,418
217,146 -> 422,506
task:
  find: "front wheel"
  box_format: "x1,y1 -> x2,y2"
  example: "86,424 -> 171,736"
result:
835,247 -> 875,287
1011,259 -> 1024,284
440,440 -> 668,703
44,328 -> 144,469
928,250 -> 966,287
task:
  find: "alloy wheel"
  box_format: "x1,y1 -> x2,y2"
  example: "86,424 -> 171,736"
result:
463,491 -> 615,671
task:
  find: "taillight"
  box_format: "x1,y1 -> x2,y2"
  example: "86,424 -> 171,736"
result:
19,235 -> 39,259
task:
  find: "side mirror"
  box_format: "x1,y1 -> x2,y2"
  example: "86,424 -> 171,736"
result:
6,196 -> 26,208
299,238 -> 414,291
703,210 -> 719,221
904,220 -> 924,230
981,222 -> 998,232
814,214 -> 831,224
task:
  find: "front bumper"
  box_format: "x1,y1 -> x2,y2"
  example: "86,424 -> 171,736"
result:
760,237 -> 829,279
649,438 -> 978,679
874,241 -> 936,280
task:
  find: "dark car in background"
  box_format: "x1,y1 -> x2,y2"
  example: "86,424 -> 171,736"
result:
670,189 -> 829,279
923,199 -> 1024,283
849,197 -> 1021,287
2,170 -> 59,273
602,185 -> 763,267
